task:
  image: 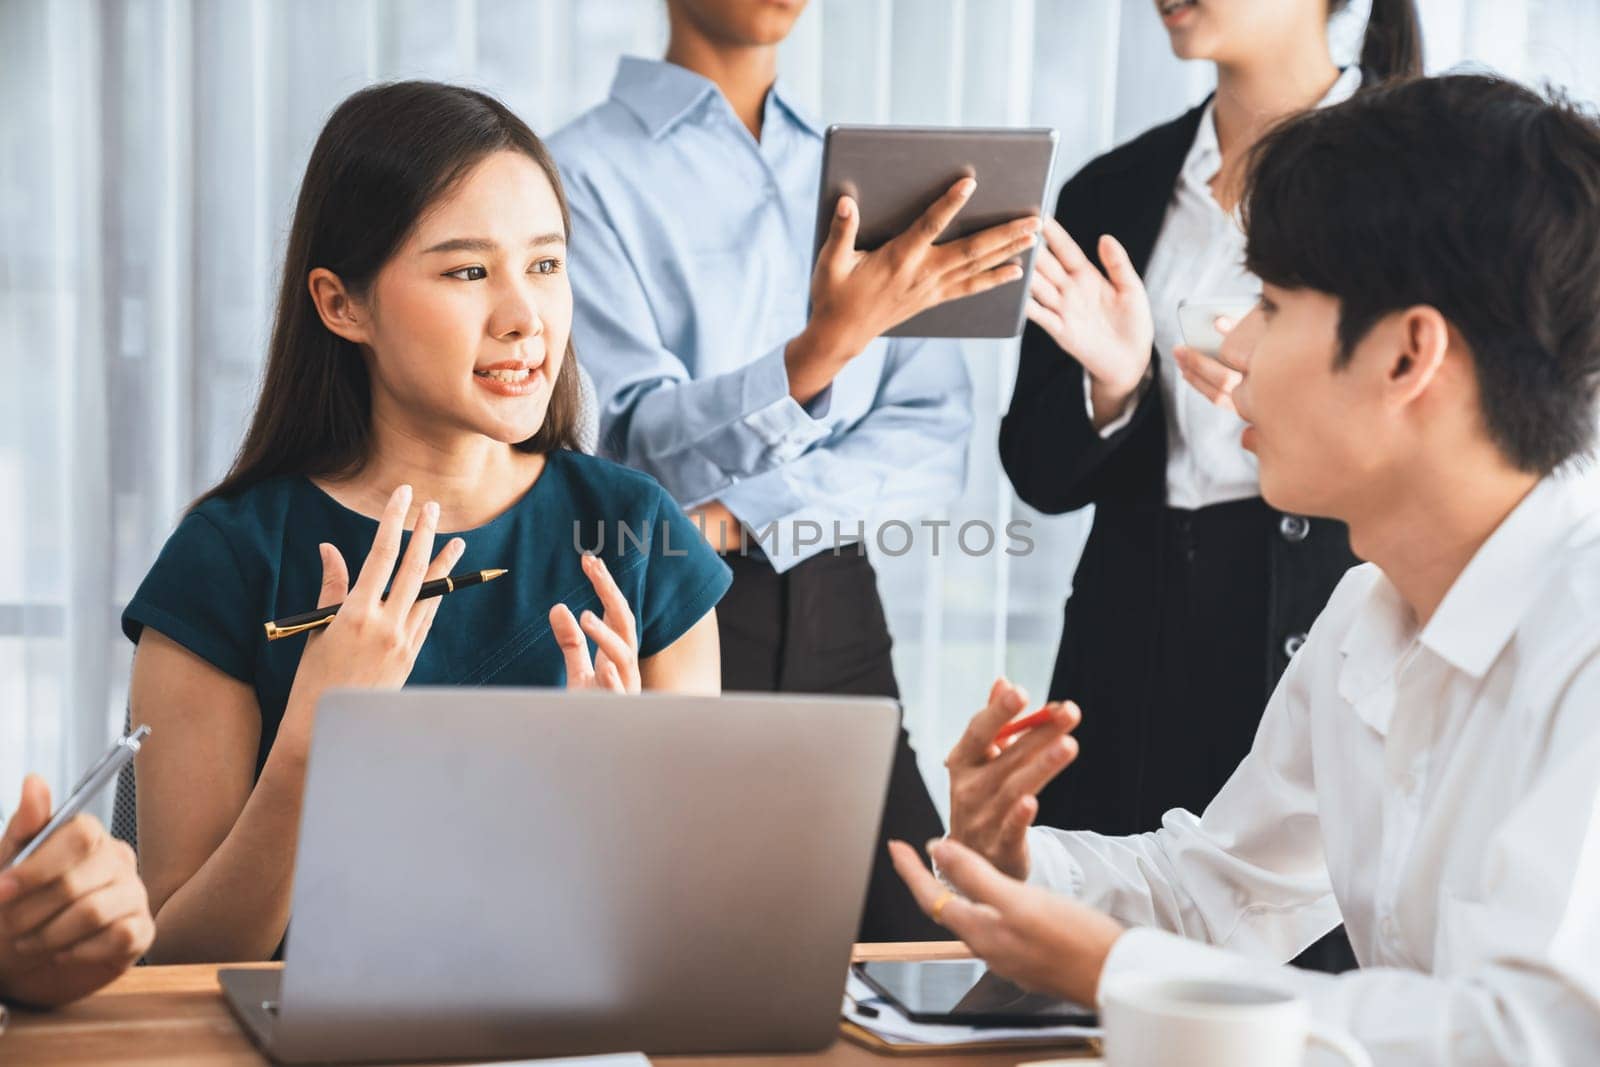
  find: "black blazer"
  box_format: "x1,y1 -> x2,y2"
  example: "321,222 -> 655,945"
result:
1000,103 -> 1360,836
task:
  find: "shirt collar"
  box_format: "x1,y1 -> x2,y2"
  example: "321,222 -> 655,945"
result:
1184,66 -> 1363,188
1419,467 -> 1600,677
1336,468 -> 1600,729
608,56 -> 718,139
1335,571 -> 1414,735
607,55 -> 821,141
767,80 -> 823,139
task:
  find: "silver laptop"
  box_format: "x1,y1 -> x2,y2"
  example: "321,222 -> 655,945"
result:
220,688 -> 899,1064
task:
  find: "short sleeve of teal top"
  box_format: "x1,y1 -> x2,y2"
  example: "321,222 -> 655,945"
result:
122,450 -> 731,777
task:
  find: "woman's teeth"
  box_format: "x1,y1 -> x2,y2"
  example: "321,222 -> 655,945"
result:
476,368 -> 531,383
1160,0 -> 1195,14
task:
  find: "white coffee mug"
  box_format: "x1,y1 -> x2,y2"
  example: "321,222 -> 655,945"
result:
1099,975 -> 1371,1067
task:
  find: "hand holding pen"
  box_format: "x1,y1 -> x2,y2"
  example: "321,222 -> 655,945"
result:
942,678 -> 1082,882
265,568 -> 506,640
279,485 -> 465,739
0,772 -> 154,1002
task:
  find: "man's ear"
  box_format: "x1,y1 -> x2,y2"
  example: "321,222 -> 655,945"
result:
308,268 -> 371,345
1385,305 -> 1451,410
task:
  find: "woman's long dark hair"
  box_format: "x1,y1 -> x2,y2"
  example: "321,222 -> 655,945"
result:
198,81 -> 581,508
1333,0 -> 1424,81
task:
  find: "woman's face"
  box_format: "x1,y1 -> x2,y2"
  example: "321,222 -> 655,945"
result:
1154,0 -> 1325,65
357,149 -> 572,448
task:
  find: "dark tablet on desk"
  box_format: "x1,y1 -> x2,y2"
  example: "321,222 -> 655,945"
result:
813,125 -> 1058,339
855,959 -> 1098,1028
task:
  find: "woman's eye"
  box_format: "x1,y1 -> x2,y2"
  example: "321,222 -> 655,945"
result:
445,265 -> 487,281
530,258 -> 562,276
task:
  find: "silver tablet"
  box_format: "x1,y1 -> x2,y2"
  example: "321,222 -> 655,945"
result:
813,124 -> 1058,339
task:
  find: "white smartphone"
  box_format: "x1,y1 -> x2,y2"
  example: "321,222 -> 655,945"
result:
1177,298 -> 1258,360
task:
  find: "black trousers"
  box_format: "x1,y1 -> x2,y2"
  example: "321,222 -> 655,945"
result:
719,545 -> 949,942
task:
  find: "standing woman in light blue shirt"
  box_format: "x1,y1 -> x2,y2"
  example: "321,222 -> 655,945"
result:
550,0 -> 1041,940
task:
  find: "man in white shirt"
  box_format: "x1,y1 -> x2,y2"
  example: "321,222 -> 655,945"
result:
889,74 -> 1600,1065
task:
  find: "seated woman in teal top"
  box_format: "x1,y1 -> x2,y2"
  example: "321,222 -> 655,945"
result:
121,81 -> 730,964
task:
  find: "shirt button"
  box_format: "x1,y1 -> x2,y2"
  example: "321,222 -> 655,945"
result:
1380,916 -> 1399,942
1283,633 -> 1308,658
1278,514 -> 1311,543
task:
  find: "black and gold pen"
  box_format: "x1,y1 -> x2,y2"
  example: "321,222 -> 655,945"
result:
263,568 -> 509,641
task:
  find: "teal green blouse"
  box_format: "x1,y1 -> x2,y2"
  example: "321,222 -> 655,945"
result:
123,450 -> 731,778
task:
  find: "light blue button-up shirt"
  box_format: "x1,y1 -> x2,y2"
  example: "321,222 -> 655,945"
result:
550,57 -> 973,573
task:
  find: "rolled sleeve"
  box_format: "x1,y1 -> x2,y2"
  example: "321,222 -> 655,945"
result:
694,342 -> 832,472
716,337 -> 972,572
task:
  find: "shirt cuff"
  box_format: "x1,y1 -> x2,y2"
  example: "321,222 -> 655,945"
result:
1025,826 -> 1088,895
1086,363 -> 1153,439
804,382 -> 834,420
715,476 -> 838,574
738,343 -> 831,462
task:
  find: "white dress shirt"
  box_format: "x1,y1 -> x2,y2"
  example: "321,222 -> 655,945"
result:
1093,67 -> 1362,510
1028,467 -> 1600,1065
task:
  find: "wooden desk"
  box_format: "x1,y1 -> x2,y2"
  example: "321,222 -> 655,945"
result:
4,943 -> 1089,1067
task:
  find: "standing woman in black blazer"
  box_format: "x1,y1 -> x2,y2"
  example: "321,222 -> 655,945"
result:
1000,0 -> 1422,964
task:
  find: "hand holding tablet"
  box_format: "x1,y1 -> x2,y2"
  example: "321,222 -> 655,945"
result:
809,125 -> 1059,341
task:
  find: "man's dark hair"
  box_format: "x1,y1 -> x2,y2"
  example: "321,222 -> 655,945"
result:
1243,73 -> 1600,474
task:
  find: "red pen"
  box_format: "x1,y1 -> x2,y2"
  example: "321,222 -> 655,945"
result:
993,707 -> 1054,745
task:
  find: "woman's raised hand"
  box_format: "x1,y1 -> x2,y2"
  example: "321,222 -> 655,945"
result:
1025,218 -> 1155,426
283,484 -> 465,727
551,553 -> 642,694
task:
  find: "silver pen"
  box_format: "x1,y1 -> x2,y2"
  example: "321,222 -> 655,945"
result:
2,726 -> 150,871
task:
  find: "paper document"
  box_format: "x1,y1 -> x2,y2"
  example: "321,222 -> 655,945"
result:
844,972 -> 1101,1046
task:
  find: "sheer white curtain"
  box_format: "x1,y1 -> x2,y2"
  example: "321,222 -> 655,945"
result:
2,0 -> 1596,818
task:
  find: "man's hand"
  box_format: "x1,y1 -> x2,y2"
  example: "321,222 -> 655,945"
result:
789,180 -> 1041,404
0,775 -> 154,1007
946,678 -> 1081,880
890,836 -> 1123,1008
